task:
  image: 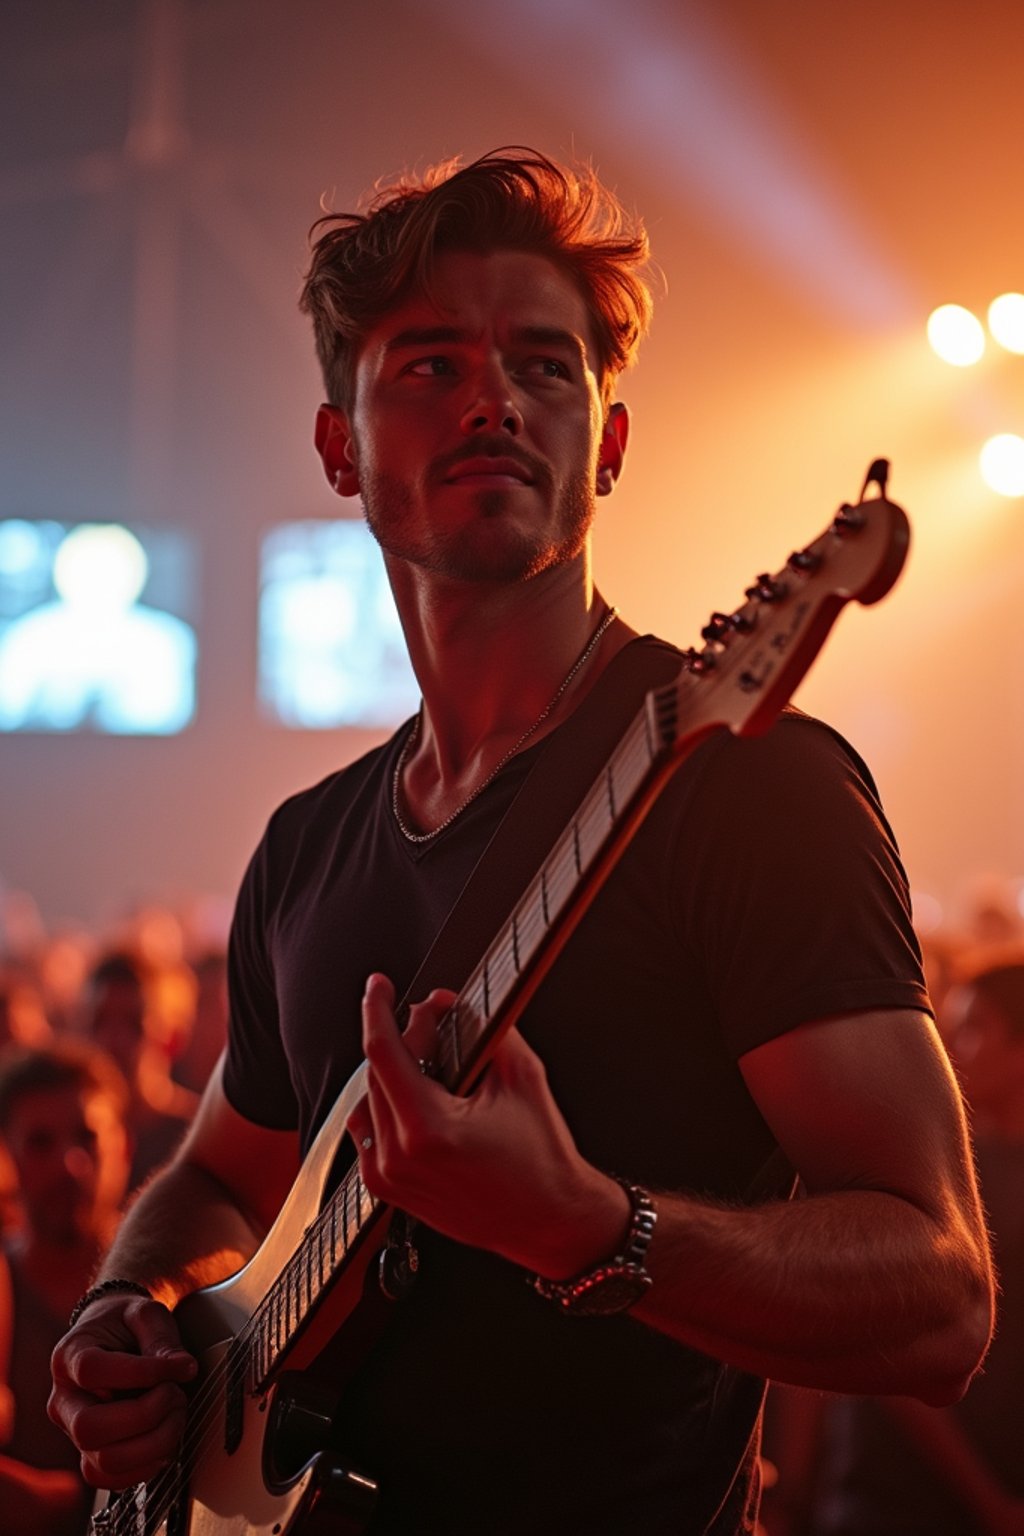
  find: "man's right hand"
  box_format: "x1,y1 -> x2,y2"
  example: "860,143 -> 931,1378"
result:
48,1293 -> 198,1489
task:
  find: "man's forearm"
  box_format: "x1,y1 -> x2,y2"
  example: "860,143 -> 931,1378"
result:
632,1185 -> 991,1404
95,1159 -> 265,1310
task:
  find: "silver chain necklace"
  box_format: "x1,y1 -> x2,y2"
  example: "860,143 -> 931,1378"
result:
392,605 -> 618,845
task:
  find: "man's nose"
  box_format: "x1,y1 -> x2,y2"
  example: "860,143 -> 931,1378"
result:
460,365 -> 523,436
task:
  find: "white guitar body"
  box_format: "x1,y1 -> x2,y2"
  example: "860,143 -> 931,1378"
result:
96,1064 -> 383,1536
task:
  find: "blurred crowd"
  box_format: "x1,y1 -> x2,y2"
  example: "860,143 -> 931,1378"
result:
0,887 -> 229,1534
0,873 -> 1022,1534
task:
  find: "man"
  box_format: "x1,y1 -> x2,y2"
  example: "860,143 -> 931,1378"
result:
48,148 -> 993,1534
0,1041 -> 132,1535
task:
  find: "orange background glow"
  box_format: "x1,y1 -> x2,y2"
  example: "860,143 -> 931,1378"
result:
2,0 -> 1023,931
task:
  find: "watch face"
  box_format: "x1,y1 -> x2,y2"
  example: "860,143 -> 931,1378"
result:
570,1268 -> 651,1316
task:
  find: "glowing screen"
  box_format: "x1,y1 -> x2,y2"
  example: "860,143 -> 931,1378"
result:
259,520 -> 418,729
0,520 -> 197,735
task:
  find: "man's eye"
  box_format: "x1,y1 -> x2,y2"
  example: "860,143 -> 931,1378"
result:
407,356 -> 455,377
525,358 -> 571,379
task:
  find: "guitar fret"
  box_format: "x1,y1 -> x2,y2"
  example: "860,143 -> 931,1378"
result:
540,866 -> 550,926
605,762 -> 616,818
571,819 -> 582,876
546,845 -> 575,915
443,1004 -> 462,1076
642,696 -> 657,761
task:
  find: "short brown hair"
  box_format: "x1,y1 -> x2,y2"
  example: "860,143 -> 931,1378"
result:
299,146 -> 653,411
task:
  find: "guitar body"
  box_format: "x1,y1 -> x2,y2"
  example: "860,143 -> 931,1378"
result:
95,1065 -> 382,1536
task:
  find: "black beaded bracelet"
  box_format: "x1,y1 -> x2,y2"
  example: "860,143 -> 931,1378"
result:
69,1279 -> 154,1329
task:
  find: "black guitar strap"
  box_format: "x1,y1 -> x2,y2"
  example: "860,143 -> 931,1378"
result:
395,634 -> 683,1017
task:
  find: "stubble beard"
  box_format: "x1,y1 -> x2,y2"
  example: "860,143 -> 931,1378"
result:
361,471 -> 596,584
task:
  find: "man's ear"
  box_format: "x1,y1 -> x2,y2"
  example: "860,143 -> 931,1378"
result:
596,401 -> 629,496
314,405 -> 360,497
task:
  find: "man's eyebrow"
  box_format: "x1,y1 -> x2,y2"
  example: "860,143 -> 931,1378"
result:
383,326 -> 467,352
515,326 -> 587,359
382,324 -> 588,359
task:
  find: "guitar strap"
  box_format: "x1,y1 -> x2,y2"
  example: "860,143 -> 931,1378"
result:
395,633 -> 684,1017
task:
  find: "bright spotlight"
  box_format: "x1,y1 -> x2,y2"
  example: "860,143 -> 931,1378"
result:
988,292 -> 1024,354
980,434 -> 1024,497
927,304 -> 985,366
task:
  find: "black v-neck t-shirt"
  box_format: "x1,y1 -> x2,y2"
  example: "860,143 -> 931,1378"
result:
224,638 -> 928,1534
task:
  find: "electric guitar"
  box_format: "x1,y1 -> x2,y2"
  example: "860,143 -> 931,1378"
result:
92,462 -> 910,1535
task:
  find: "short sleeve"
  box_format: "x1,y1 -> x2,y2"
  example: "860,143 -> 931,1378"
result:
222,824 -> 300,1130
667,711 -> 930,1059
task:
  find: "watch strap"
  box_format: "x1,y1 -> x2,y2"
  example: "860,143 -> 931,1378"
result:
529,1178 -> 657,1314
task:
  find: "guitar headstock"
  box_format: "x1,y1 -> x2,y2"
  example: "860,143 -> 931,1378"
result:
672,460 -> 910,741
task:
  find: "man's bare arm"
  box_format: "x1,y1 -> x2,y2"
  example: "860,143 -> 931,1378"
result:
90,1058 -> 299,1305
629,1010 -> 993,1404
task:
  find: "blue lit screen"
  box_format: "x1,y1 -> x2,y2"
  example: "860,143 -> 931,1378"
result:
259,520 -> 418,729
0,520 -> 197,735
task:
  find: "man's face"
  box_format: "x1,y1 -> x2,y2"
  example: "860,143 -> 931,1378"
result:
325,249 -> 623,585
3,1083 -> 130,1245
86,979 -> 145,1080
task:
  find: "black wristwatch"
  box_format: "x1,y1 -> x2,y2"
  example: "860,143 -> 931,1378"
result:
529,1179 -> 657,1316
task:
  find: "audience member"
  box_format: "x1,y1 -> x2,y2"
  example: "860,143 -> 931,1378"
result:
172,948 -> 228,1095
77,952 -> 195,1188
0,1040 -> 132,1535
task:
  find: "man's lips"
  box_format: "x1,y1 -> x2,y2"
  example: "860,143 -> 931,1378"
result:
443,456 -> 536,485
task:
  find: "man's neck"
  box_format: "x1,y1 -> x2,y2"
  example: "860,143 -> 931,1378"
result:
385,559 -> 635,833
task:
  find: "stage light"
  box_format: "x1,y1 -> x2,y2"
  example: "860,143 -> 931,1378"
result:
987,292 -> 1024,355
979,434 -> 1024,497
927,304 -> 985,366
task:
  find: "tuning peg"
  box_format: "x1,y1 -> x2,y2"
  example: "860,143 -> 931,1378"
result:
787,549 -> 821,573
831,504 -> 866,535
744,574 -> 787,603
681,646 -> 716,674
701,612 -> 732,642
